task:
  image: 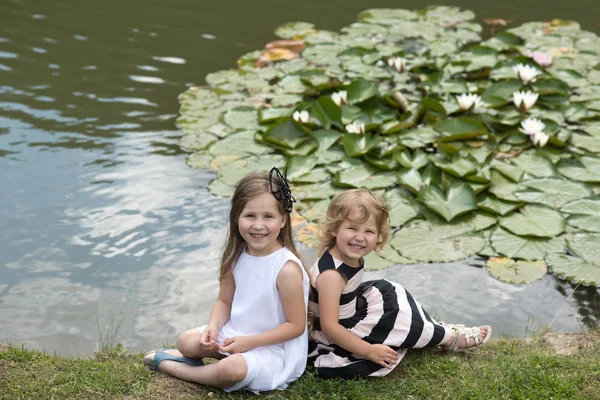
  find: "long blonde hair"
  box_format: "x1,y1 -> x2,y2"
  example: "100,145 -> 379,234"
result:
219,171 -> 303,280
317,189 -> 391,256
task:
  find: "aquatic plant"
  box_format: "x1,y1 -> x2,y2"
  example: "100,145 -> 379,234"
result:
176,6 -> 600,286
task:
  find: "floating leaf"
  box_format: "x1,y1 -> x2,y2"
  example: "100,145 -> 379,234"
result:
384,189 -> 420,227
430,154 -> 479,177
515,178 -> 592,208
557,156 -> 600,183
208,179 -> 234,198
179,133 -> 217,152
546,253 -> 600,286
209,131 -> 272,157
286,156 -> 318,180
486,257 -> 547,284
334,164 -> 396,190
312,96 -> 343,129
346,78 -> 379,104
417,181 -> 477,222
499,204 -> 565,237
477,193 -> 522,215
262,119 -> 310,149
222,106 -> 260,130
391,220 -> 485,262
364,252 -> 396,270
394,149 -> 429,169
435,117 -> 488,141
561,198 -> 600,232
490,227 -> 565,260
342,133 -> 381,157
275,21 -> 315,39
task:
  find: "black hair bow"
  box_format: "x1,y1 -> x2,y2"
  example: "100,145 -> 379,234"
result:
269,167 -> 296,213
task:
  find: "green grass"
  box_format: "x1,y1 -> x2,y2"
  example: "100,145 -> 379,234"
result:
1,333 -> 599,399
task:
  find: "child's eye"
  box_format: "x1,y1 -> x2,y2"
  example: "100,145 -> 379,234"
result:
348,227 -> 356,231
265,215 -> 273,219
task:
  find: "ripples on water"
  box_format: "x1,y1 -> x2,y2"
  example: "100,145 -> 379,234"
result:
0,0 -> 599,355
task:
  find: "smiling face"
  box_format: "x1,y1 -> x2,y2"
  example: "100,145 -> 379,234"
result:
237,191 -> 287,257
328,209 -> 379,268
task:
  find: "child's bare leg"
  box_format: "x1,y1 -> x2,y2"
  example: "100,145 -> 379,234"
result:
176,328 -> 225,360
154,350 -> 247,388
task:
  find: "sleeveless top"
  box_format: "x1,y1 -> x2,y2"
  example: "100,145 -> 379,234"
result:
308,249 -> 364,319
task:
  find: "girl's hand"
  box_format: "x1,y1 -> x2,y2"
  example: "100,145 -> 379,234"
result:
366,344 -> 398,369
219,336 -> 253,354
200,326 -> 219,350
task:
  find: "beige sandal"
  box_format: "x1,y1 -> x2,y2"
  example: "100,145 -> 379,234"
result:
441,323 -> 492,352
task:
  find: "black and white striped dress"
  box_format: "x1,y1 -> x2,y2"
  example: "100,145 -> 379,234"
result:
307,250 -> 451,378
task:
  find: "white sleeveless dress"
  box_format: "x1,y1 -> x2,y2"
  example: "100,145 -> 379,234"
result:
198,247 -> 309,393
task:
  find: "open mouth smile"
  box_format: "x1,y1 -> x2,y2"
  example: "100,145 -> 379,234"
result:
250,233 -> 268,239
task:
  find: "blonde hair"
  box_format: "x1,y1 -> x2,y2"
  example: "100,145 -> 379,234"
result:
317,189 -> 391,256
219,171 -> 303,280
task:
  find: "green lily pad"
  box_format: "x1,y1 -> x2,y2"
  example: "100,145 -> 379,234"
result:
430,154 -> 479,177
384,189 -> 420,227
275,21 -> 315,39
293,181 -> 343,201
570,132 -> 600,153
179,133 -> 217,152
342,133 -> 381,157
262,119 -> 310,149
515,178 -> 593,208
394,149 -> 429,170
486,257 -> 547,284
477,193 -> 522,216
363,252 -> 396,270
557,156 -> 600,183
286,156 -> 318,181
568,233 -> 600,262
546,253 -> 600,285
499,204 -> 565,237
312,96 -> 343,129
209,130 -> 272,157
333,165 -> 396,190
561,198 -> 600,232
346,78 -> 379,104
217,155 -> 286,186
310,129 -> 342,152
435,117 -> 488,141
511,152 -> 557,179
208,179 -> 235,198
391,220 -> 485,262
417,181 -> 477,222
397,127 -> 441,148
490,227 -> 565,260
185,152 -> 212,170
378,244 -> 418,265
222,106 -> 259,130
481,79 -> 524,105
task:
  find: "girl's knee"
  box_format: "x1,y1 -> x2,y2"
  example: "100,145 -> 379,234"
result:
216,355 -> 247,383
176,329 -> 201,355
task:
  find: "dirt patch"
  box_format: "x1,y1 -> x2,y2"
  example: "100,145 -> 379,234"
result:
541,332 -> 597,356
0,345 -> 11,353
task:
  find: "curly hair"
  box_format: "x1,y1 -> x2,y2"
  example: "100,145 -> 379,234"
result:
317,189 -> 391,256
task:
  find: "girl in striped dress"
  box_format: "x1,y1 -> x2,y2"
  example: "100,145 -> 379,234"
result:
307,189 -> 492,378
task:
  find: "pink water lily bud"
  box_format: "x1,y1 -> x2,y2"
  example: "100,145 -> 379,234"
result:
531,51 -> 553,67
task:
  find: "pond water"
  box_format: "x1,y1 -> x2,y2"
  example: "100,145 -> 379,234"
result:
1,0 -> 599,356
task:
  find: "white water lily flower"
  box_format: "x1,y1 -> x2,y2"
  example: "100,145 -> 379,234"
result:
345,121 -> 365,134
519,117 -> 545,136
512,90 -> 539,112
531,130 -> 550,147
513,63 -> 541,84
331,90 -> 347,106
292,110 -> 309,123
387,57 -> 407,73
456,93 -> 484,111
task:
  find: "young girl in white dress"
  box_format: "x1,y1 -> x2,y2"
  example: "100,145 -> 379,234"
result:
308,189 -> 492,378
144,168 -> 310,393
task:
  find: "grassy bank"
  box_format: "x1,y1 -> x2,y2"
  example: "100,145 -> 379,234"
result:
1,332 -> 599,399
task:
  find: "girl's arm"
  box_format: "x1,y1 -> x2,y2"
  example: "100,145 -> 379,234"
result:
219,260 -> 306,353
200,274 -> 235,348
316,270 -> 397,369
